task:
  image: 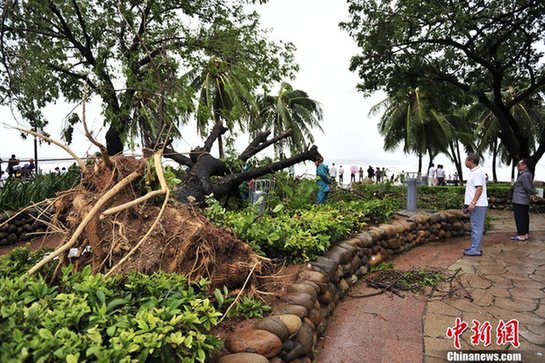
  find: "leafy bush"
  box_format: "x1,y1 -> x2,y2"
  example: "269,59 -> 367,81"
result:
205,196 -> 397,262
0,250 -> 222,363
0,166 -> 80,211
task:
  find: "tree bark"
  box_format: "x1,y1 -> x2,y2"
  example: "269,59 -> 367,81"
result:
173,128 -> 320,204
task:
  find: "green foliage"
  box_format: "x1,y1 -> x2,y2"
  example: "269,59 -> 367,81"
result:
341,0 -> 545,165
0,167 -> 80,211
0,251 -> 222,363
369,262 -> 394,272
213,287 -> 271,319
205,195 -> 398,262
268,172 -> 318,211
1,1 -> 297,153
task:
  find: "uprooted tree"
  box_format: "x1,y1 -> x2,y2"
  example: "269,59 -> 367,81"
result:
168,123 -> 321,204
12,123 -> 319,290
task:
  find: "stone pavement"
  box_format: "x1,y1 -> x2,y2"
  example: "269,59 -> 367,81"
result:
316,210 -> 545,363
424,210 -> 545,363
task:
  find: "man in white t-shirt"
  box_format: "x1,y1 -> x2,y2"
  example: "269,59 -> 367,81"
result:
330,163 -> 338,182
463,153 -> 488,256
428,163 -> 436,186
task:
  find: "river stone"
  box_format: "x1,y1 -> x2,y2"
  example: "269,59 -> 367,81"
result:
272,304 -> 307,318
350,255 -> 362,271
268,357 -> 285,363
368,252 -> 383,266
298,270 -> 328,293
339,279 -> 349,294
324,246 -> 352,264
430,213 -> 441,223
279,293 -> 315,311
311,261 -> 338,282
296,280 -> 321,295
255,317 -> 290,341
303,317 -> 315,330
386,237 -> 402,249
354,232 -> 373,246
341,237 -> 363,248
218,353 -> 269,363
288,323 -> 314,360
224,329 -> 282,358
273,314 -> 302,335
317,289 -> 332,305
308,308 -> 322,326
286,283 -> 318,300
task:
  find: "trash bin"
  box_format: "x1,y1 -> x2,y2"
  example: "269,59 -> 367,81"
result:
406,172 -> 419,211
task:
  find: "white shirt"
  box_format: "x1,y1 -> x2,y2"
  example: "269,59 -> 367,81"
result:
428,166 -> 435,177
436,168 -> 446,178
330,165 -> 337,177
464,165 -> 488,206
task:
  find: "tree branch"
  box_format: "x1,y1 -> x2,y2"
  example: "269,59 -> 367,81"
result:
239,129 -> 293,162
203,122 -> 228,152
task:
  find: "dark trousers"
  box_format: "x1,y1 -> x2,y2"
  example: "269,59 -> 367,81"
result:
513,203 -> 530,235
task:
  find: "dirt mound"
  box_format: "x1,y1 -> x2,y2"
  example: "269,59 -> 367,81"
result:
35,154 -> 262,289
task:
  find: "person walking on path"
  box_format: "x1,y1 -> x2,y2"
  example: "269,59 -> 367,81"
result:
428,163 -> 436,186
463,153 -> 488,256
314,155 -> 332,204
338,165 -> 344,184
511,158 -> 538,241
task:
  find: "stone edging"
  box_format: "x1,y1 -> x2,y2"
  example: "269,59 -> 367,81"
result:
217,209 -> 470,363
0,209 -> 46,247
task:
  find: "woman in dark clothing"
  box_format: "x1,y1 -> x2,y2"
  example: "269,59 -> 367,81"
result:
511,158 -> 538,241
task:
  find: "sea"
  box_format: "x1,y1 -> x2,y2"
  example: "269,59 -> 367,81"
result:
293,158 -> 545,184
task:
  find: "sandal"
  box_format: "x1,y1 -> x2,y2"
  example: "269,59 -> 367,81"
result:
511,235 -> 528,241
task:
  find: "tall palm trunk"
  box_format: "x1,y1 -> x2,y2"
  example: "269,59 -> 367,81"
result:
491,139 -> 498,182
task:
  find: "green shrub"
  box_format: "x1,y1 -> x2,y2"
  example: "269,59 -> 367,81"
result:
0,166 -> 81,211
205,197 -> 396,262
0,251 -> 222,363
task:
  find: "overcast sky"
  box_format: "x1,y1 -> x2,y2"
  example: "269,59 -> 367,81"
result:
1,0 -> 543,181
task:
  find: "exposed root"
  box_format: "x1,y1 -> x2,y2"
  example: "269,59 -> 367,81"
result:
24,152 -> 263,291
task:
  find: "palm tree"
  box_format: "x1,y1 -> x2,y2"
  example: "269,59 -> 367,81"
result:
184,56 -> 259,158
472,87 -> 545,180
254,82 -> 323,158
371,88 -> 453,174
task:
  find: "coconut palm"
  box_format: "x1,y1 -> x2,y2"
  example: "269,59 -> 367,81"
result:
471,87 -> 545,180
254,82 -> 323,158
184,56 -> 259,158
371,88 -> 453,174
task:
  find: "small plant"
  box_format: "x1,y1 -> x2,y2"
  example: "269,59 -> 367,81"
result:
213,286 -> 271,319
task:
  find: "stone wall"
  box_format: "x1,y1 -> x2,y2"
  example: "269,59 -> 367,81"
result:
217,209 -> 470,363
0,209 -> 47,246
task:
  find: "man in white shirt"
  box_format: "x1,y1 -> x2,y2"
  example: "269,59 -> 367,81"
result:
330,163 -> 338,182
428,163 -> 436,186
463,153 -> 488,256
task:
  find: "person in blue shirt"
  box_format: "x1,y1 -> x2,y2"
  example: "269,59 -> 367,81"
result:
314,155 -> 332,204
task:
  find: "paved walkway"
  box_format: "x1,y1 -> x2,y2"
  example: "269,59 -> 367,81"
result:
316,210 -> 545,363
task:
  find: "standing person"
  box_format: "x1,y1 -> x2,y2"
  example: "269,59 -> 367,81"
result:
511,158 -> 538,241
463,153 -> 488,256
375,167 -> 381,183
330,163 -> 338,182
350,165 -> 358,183
428,163 -> 436,186
436,164 -> 446,186
7,154 -> 19,178
367,165 -> 375,180
314,155 -> 332,204
358,167 -> 364,181
381,167 -> 387,182
338,165 -> 344,184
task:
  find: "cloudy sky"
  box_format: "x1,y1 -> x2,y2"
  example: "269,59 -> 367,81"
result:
1,0 -> 542,181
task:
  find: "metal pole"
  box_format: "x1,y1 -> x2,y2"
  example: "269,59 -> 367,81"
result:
33,127 -> 39,174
